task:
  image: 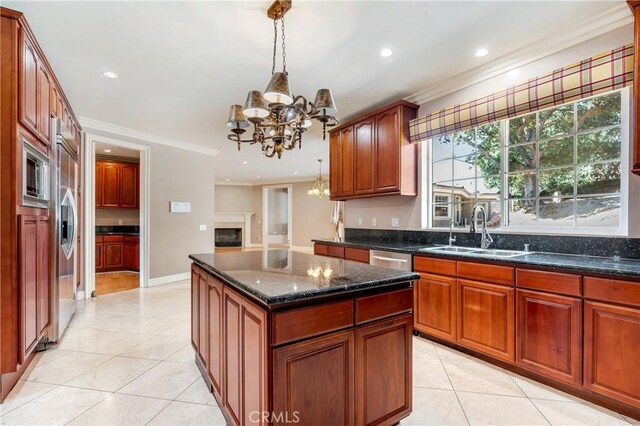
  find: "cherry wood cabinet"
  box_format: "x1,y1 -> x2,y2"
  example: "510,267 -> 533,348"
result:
414,273 -> 457,341
314,243 -> 369,264
36,64 -> 50,142
19,31 -> 38,135
95,234 -> 139,273
35,217 -> 50,337
191,266 -> 201,356
95,161 -> 139,209
629,1 -> 640,175
516,289 -> 582,386
207,275 -> 224,404
329,100 -> 418,200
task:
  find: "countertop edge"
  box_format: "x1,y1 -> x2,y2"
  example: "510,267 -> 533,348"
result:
312,239 -> 640,280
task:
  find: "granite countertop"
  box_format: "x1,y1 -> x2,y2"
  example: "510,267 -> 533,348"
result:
96,232 -> 140,236
312,239 -> 640,280
95,226 -> 140,236
189,250 -> 419,306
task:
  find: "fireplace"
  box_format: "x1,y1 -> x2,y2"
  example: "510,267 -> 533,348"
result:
215,228 -> 242,247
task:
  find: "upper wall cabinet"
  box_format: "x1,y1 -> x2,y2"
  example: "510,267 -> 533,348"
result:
329,100 -> 419,200
95,160 -> 139,210
629,1 -> 640,175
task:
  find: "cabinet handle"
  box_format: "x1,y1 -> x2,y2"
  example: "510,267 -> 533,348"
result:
371,255 -> 408,263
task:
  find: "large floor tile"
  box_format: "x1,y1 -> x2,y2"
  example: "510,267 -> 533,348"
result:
0,386 -> 110,425
65,356 -> 159,391
22,351 -> 112,385
166,344 -> 196,364
508,373 -> 583,402
117,361 -> 200,400
401,387 -> 468,425
441,358 -> 524,396
457,392 -> 549,425
176,377 -> 216,405
433,343 -> 480,362
148,401 -> 227,426
120,335 -> 191,360
413,336 -> 439,359
57,329 -> 149,355
0,381 -> 56,416
67,393 -> 170,425
531,399 -> 631,425
413,359 -> 452,390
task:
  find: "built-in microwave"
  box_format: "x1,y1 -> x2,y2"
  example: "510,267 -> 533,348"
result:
22,140 -> 50,208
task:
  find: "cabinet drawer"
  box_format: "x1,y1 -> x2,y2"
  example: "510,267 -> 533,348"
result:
272,300 -> 354,346
327,245 -> 345,258
457,261 -> 513,286
584,277 -> 640,308
355,288 -> 412,324
345,247 -> 369,263
314,243 -> 329,256
413,256 -> 456,276
95,235 -> 104,243
124,235 -> 139,243
103,235 -> 124,243
516,269 -> 581,297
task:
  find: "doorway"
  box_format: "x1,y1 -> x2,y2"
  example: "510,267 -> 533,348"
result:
83,134 -> 150,298
262,184 -> 292,248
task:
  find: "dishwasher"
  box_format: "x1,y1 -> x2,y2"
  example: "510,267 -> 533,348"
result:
369,249 -> 413,271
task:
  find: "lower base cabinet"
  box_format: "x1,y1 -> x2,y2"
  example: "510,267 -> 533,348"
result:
414,273 -> 456,341
516,289 -> 582,386
95,234 -> 139,273
584,301 -> 640,407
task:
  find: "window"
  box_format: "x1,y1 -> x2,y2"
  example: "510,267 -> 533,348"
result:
427,90 -> 628,234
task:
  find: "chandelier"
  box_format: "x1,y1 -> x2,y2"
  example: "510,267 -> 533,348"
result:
307,159 -> 330,198
225,0 -> 339,159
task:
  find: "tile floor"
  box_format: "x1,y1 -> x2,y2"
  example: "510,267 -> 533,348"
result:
0,280 -> 636,426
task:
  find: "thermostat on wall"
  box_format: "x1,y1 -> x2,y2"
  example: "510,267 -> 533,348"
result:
170,201 -> 191,213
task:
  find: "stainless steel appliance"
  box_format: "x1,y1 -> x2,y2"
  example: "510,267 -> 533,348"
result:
369,250 -> 412,272
50,119 -> 78,342
22,139 -> 50,208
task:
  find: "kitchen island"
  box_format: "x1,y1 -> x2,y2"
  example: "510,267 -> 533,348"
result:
189,250 -> 419,426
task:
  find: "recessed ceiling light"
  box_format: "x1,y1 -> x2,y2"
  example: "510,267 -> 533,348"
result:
293,171 -> 298,175
256,175 -> 261,179
380,48 -> 392,58
475,48 -> 489,57
242,161 -> 248,165
102,71 -> 118,79
225,178 -> 230,182
103,149 -> 111,153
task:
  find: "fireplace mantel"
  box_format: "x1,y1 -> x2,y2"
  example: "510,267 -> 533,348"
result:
214,212 -> 254,247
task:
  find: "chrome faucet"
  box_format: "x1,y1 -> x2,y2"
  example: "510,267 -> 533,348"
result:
448,220 -> 457,246
470,205 -> 493,249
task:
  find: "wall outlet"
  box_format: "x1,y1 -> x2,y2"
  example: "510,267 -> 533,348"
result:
391,218 -> 400,227
199,224 -> 207,231
358,218 -> 363,226
118,219 -> 123,225
372,218 -> 377,227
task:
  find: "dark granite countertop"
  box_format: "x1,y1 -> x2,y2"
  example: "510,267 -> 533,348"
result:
96,232 -> 140,236
189,250 -> 419,306
95,225 -> 140,236
312,239 -> 640,280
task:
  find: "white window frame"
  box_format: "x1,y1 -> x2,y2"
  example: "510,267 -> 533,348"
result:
421,87 -> 636,237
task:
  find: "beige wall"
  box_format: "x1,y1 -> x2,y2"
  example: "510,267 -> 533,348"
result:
344,26 -> 637,234
215,181 -> 335,247
95,209 -> 140,226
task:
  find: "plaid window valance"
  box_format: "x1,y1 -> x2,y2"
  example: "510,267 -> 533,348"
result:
408,44 -> 634,142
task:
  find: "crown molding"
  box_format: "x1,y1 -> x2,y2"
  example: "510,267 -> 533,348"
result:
216,176 -> 317,186
79,116 -> 220,157
405,3 -> 633,106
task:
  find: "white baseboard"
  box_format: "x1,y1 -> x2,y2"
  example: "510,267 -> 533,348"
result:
76,291 -> 86,300
290,245 -> 313,253
246,243 -> 263,248
148,272 -> 190,287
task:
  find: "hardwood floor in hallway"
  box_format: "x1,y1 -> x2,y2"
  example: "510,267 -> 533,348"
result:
94,272 -> 140,296
0,280 -> 635,425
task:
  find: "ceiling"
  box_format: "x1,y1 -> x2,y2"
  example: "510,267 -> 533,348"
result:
5,1 -> 625,184
94,141 -> 140,159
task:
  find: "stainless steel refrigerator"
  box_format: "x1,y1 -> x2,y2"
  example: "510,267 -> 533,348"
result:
50,118 -> 78,342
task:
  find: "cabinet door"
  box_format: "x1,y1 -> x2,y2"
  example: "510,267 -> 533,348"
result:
199,273 -> 209,369
415,273 -> 456,341
457,279 -> 515,362
191,266 -> 200,354
123,243 -> 135,270
329,131 -> 341,198
120,164 -> 138,209
20,33 -> 38,134
95,162 -> 103,208
340,126 -> 355,196
375,107 -> 400,192
36,217 -> 50,335
355,314 -> 412,426
19,216 -> 38,363
133,242 -> 140,271
354,119 -> 375,195
95,242 -> 103,270
516,289 -> 582,385
274,330 -> 354,426
207,275 -> 224,402
224,288 -> 242,426
101,162 -> 121,208
584,301 -> 640,407
103,243 -> 123,268
37,64 -> 51,143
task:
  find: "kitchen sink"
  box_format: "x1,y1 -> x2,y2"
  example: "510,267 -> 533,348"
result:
423,246 -> 531,258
